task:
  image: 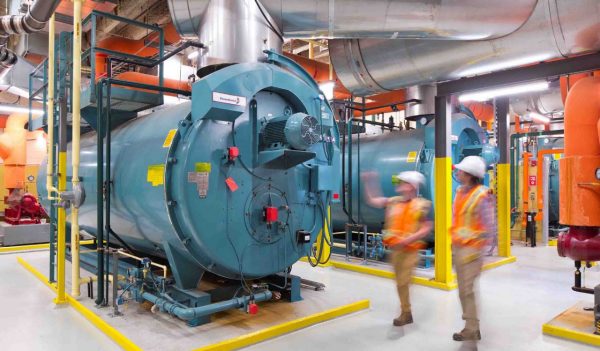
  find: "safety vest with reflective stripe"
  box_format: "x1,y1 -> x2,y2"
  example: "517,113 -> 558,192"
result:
383,197 -> 431,251
451,185 -> 489,248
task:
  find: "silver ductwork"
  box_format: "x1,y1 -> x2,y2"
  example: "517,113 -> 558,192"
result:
0,0 -> 61,79
259,0 -> 537,40
406,85 -> 437,118
0,54 -> 42,98
168,0 -> 538,72
329,0 -> 600,96
511,88 -> 564,117
168,0 -> 283,74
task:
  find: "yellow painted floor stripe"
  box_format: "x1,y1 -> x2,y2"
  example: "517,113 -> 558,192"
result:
18,255 -> 369,351
308,256 -> 512,291
543,323 -> 600,347
0,243 -> 52,253
193,299 -> 370,351
482,256 -> 517,271
321,259 -> 459,290
17,256 -> 142,351
0,240 -> 97,254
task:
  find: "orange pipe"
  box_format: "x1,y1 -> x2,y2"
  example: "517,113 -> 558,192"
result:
113,72 -> 191,96
464,102 -> 494,122
559,76 -> 600,226
514,115 -> 523,133
536,148 -> 564,218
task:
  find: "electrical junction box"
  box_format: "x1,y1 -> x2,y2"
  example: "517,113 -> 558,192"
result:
296,230 -> 311,244
311,165 -> 337,192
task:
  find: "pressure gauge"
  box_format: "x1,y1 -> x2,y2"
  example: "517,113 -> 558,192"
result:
420,117 -> 428,125
596,168 -> 600,180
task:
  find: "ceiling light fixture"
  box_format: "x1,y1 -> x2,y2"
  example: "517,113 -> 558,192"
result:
458,81 -> 550,102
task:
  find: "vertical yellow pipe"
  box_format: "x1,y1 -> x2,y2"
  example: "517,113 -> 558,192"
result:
46,14 -> 58,199
70,0 -> 83,297
497,163 -> 511,257
314,207 -> 332,266
434,157 -> 453,284
55,151 -> 67,304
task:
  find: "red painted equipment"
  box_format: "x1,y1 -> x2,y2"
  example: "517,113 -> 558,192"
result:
4,192 -> 48,225
228,146 -> 239,161
264,206 -> 278,223
558,227 -> 600,261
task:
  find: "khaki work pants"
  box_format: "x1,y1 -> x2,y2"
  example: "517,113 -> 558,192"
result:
391,249 -> 419,314
454,245 -> 484,331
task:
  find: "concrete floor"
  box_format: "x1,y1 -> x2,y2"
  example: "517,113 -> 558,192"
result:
0,244 -> 597,350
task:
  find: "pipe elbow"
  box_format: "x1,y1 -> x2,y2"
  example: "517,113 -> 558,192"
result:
563,77 -> 600,157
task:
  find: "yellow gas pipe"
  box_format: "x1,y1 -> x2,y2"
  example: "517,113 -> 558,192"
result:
70,0 -> 83,297
46,14 -> 58,200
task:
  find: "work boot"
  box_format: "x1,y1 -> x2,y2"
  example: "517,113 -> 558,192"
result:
393,312 -> 413,326
453,328 -> 481,341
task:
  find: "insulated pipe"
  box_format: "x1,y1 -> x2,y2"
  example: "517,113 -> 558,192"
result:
557,77 -> 600,261
169,0 -> 283,73
171,0 -> 537,40
70,0 -> 82,298
141,290 -> 272,321
46,14 -> 58,200
0,0 -> 61,76
559,77 -> 600,227
511,88 -> 564,117
329,0 -> 600,95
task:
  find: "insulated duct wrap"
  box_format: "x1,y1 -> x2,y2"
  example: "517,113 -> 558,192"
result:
329,0 -> 600,95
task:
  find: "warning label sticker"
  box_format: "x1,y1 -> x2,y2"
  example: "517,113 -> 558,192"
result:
147,165 -> 164,187
195,162 -> 211,172
188,172 -> 209,198
407,151 -> 418,163
163,129 -> 177,148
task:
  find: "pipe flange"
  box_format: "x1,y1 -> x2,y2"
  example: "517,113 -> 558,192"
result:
60,182 -> 86,208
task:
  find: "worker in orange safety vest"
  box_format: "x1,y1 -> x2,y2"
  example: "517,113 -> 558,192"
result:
362,170 -> 433,327
451,156 -> 496,342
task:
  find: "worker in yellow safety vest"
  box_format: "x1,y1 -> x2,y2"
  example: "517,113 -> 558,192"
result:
451,156 -> 495,342
362,171 -> 433,327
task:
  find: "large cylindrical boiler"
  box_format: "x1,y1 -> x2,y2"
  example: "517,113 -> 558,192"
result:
332,113 -> 492,231
38,62 -> 340,281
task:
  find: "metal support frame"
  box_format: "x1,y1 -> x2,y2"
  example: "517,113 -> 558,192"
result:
437,51 -> 600,96
495,97 -> 511,257
433,95 -> 453,286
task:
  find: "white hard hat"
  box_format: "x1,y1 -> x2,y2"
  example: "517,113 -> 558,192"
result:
396,171 -> 426,190
454,156 -> 487,179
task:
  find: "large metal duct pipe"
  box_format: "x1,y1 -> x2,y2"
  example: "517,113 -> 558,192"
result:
258,0 -> 537,40
168,0 -> 283,75
168,0 -> 538,73
330,0 -> 600,96
0,0 -> 62,79
406,85 -> 437,118
511,88 -> 564,117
